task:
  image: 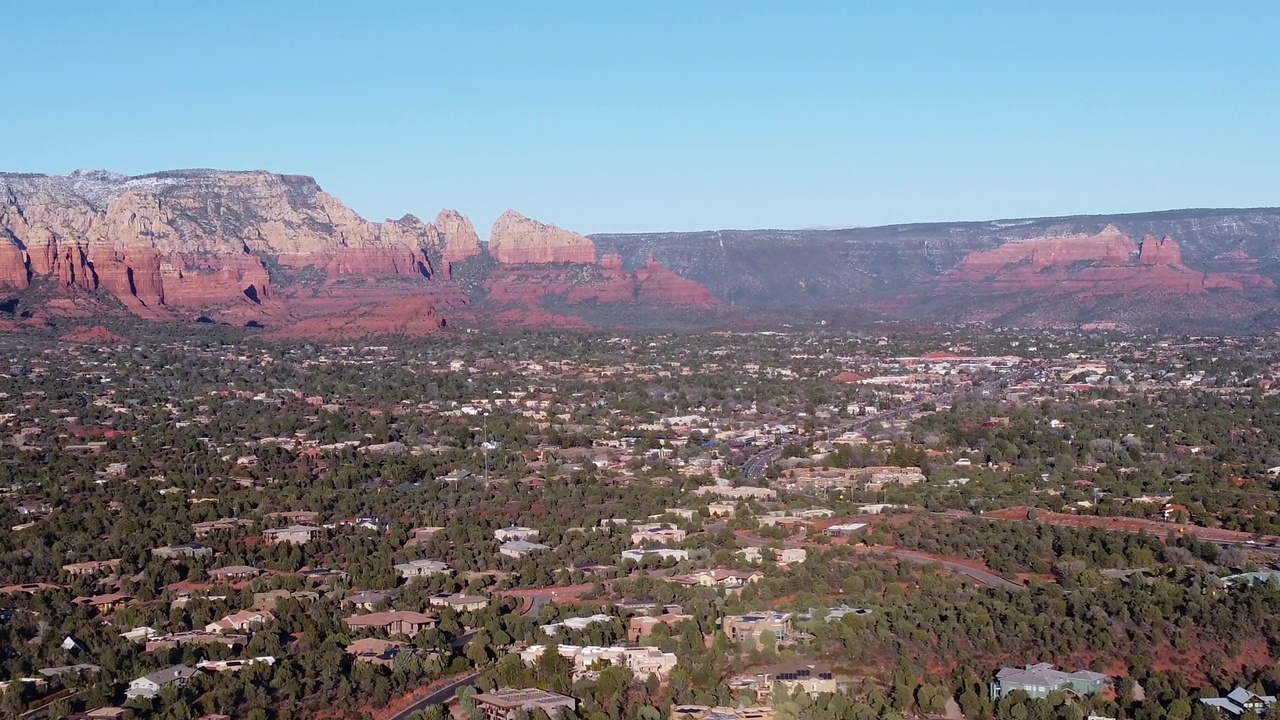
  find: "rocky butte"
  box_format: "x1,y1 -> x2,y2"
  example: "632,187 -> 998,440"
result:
488,210 -> 597,264
2,168 -> 1280,334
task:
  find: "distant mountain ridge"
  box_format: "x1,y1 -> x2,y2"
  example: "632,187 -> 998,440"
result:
2,168 -> 1278,335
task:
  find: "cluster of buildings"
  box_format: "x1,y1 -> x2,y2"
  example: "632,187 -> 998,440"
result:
517,644 -> 678,680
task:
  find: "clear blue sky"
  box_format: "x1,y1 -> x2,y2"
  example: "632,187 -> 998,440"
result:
2,2 -> 1276,235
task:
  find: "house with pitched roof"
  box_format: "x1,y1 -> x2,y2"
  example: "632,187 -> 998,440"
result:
125,664 -> 198,699
1201,687 -> 1278,717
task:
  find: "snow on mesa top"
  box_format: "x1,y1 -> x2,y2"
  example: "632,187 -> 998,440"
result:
0,169 -> 290,211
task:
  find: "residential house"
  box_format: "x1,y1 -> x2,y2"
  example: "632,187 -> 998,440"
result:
631,523 -> 687,545
345,590 -> 394,611
542,614 -> 615,635
145,632 -> 248,652
262,524 -> 322,545
264,510 -> 320,524
825,523 -> 868,536
205,609 -> 274,633
667,569 -> 763,592
151,543 -> 213,560
519,644 -> 678,680
252,589 -> 318,611
472,687 -> 577,720
707,502 -> 736,517
428,592 -> 490,612
990,664 -> 1108,700
343,610 -> 437,637
739,547 -> 806,564
822,605 -> 872,622
406,527 -> 445,546
501,540 -> 550,558
73,592 -> 133,614
723,612 -> 792,647
1201,687 -> 1278,717
395,559 -> 452,580
495,525 -> 541,542
346,637 -> 406,667
670,706 -> 776,720
347,515 -> 390,533
197,657 -> 275,673
730,663 -> 836,702
692,486 -> 777,500
628,611 -> 693,642
621,548 -> 688,563
192,518 -> 254,537
62,559 -> 121,576
207,565 -> 261,582
298,566 -> 347,584
125,664 -> 199,699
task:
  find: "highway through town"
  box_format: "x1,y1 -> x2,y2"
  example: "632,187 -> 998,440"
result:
741,369 -> 1039,481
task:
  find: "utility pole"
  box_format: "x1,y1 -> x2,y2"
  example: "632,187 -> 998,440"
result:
483,413 -> 489,485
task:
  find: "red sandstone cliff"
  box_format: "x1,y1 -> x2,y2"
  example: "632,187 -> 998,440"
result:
488,210 -> 596,265
942,225 -> 1274,295
0,170 -> 486,329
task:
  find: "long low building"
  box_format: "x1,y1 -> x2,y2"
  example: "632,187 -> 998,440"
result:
518,644 -> 678,679
621,548 -> 689,563
990,663 -> 1108,699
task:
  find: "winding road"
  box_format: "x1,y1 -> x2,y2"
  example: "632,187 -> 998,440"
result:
385,672 -> 480,720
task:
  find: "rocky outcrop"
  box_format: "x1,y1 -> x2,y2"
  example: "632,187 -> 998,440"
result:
0,170 -> 488,326
488,210 -> 596,265
433,210 -> 483,268
941,225 -> 1274,295
1139,234 -> 1183,265
634,255 -> 719,306
273,295 -> 447,339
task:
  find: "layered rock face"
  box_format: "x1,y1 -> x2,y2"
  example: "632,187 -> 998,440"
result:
8,166 -> 1279,333
488,210 -> 596,264
0,169 -> 724,334
942,225 -> 1273,295
0,170 -> 484,327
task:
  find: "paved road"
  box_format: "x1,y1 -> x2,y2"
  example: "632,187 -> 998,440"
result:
741,370 -> 1037,481
743,446 -> 783,480
385,672 -> 479,720
867,548 -> 1025,591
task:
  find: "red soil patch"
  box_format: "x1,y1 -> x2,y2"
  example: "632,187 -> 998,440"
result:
979,506 -> 1280,544
60,325 -> 127,344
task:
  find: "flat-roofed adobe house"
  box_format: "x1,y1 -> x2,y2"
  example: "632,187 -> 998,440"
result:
429,592 -> 490,612
394,559 -> 451,580
208,565 -> 261,582
205,609 -> 274,633
262,525 -> 321,545
494,525 -> 540,542
151,543 -> 213,560
472,688 -> 577,720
